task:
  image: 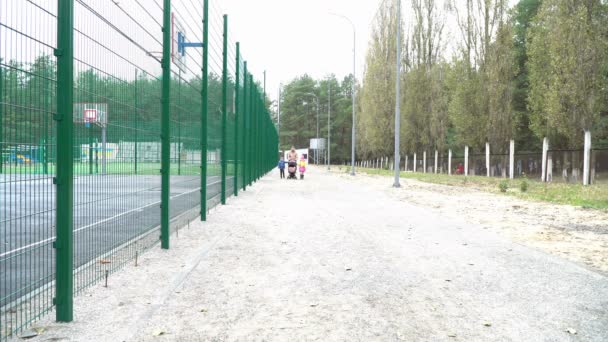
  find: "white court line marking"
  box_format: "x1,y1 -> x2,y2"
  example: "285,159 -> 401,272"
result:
0,184 -> 212,259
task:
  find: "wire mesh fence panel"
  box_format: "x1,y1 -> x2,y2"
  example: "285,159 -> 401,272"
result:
1,1 -> 278,338
71,0 -> 164,295
489,153 -> 509,178
467,153 -> 487,176
1,1 -> 58,338
206,3 -> 224,207
512,152 -> 542,179
546,149 -> 586,183
452,155 -> 466,175
225,40 -> 236,198
592,149 -> 608,184
169,0 -> 203,224
438,155 -> 449,174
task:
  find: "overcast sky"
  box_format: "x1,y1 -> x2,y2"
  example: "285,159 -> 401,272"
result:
219,0 -> 380,103
220,0 -> 519,104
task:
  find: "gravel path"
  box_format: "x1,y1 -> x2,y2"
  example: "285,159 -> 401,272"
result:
22,167 -> 608,341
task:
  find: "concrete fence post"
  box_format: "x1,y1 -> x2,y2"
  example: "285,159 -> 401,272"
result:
423,151 -> 427,173
464,146 -> 469,176
448,149 -> 452,175
414,153 -> 417,172
405,155 -> 408,171
583,131 -> 591,186
509,139 -> 514,179
434,150 -> 438,174
541,137 -> 549,182
485,142 -> 490,177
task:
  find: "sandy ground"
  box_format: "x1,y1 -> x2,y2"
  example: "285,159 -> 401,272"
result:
345,169 -> 608,275
17,166 -> 608,341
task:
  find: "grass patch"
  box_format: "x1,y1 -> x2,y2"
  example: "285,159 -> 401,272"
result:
358,167 -> 608,210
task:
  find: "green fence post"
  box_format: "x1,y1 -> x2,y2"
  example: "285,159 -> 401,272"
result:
134,69 -> 138,175
234,43 -> 240,196
94,139 -> 98,174
249,79 -> 254,186
161,0 -> 172,249
177,69 -> 182,176
43,65 -> 50,174
88,75 -> 93,175
242,62 -> 248,191
55,0 -> 74,322
256,89 -> 260,181
0,59 -> 3,174
250,75 -> 254,186
221,15 -> 228,205
252,83 -> 256,183
200,0 -> 209,221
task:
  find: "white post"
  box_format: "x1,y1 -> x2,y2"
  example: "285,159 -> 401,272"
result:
583,131 -> 591,186
509,139 -> 515,179
405,155 -> 408,171
464,146 -> 469,176
414,153 -> 417,172
423,151 -> 427,173
541,137 -> 549,182
485,142 -> 490,177
434,150 -> 438,174
448,149 -> 452,175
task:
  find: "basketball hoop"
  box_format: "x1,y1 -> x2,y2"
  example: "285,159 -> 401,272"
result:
73,103 -> 107,127
84,109 -> 98,123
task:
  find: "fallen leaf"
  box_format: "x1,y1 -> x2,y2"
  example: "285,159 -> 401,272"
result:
200,309 -> 207,313
447,333 -> 457,338
99,259 -> 111,264
445,279 -> 451,282
483,322 -> 492,327
566,328 -> 577,335
310,303 -> 319,307
345,267 -> 352,271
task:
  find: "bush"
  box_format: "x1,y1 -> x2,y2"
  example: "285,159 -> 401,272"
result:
520,178 -> 529,193
499,180 -> 509,193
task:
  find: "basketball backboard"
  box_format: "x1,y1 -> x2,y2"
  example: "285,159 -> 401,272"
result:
171,13 -> 186,71
74,103 -> 108,127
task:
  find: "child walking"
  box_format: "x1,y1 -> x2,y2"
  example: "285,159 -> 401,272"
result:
278,157 -> 286,179
298,156 -> 307,179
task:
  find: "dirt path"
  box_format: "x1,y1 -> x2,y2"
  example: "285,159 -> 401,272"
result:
23,167 -> 608,341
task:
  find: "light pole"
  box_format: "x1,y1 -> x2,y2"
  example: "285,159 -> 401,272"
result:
330,12 -> 356,176
327,80 -> 331,170
393,0 -> 401,188
301,92 -> 320,164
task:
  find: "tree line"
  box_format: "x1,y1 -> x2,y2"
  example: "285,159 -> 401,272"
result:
279,0 -> 608,164
358,0 -> 608,158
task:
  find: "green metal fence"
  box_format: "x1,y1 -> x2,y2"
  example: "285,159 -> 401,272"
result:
0,0 -> 278,338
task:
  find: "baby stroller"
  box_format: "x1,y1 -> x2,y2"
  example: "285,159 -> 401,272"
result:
287,161 -> 298,179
